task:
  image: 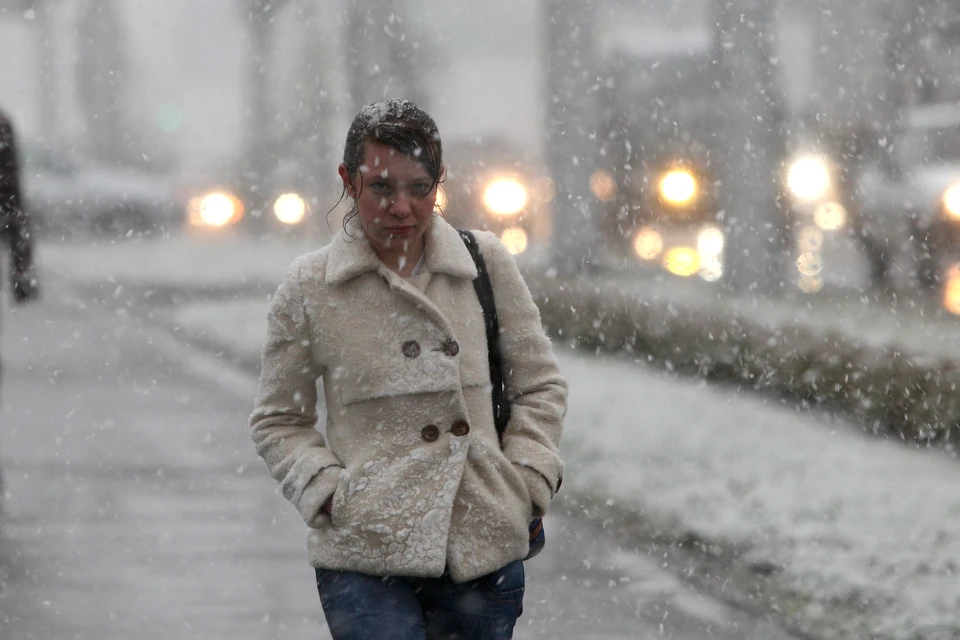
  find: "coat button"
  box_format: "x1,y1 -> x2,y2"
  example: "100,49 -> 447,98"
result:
441,339 -> 460,357
402,340 -> 421,358
421,424 -> 440,442
451,419 -> 470,437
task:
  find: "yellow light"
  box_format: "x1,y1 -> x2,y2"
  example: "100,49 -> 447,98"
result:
435,184 -> 448,212
663,247 -> 700,277
944,184 -> 960,219
483,178 -> 528,216
500,227 -> 528,254
797,251 -> 823,277
814,201 -> 846,231
787,156 -> 830,201
274,193 -> 307,225
696,227 -> 724,281
659,170 -> 698,205
697,226 -> 725,256
633,227 -> 663,260
797,225 -> 824,253
589,170 -> 617,201
798,275 -> 824,293
943,265 -> 960,314
193,192 -> 242,227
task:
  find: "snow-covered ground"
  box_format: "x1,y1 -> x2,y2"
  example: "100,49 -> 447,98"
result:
163,296 -> 960,640
40,232 -> 960,362
36,233 -> 960,639
38,233 -> 324,289
589,266 -> 960,363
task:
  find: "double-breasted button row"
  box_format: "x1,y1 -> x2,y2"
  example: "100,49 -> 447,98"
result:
441,339 -> 460,357
421,420 -> 471,442
451,419 -> 470,437
402,339 -> 460,359
402,340 -> 421,359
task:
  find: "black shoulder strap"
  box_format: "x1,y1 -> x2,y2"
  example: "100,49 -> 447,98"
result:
458,229 -> 511,441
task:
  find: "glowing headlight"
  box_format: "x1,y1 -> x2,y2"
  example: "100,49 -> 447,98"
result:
797,225 -> 824,253
814,201 -> 846,230
483,178 -> 528,216
787,157 -> 830,201
943,264 -> 960,315
944,184 -> 960,219
798,275 -> 824,294
634,227 -> 663,260
797,251 -> 823,277
697,227 -> 725,256
274,193 -> 307,225
589,170 -> 617,202
659,170 -> 698,205
662,247 -> 700,277
192,192 -> 242,227
500,227 -> 528,254
435,184 -> 448,212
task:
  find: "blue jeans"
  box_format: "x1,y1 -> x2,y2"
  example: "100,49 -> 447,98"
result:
314,560 -> 524,640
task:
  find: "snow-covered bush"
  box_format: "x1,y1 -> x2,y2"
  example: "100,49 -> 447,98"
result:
524,269 -> 960,446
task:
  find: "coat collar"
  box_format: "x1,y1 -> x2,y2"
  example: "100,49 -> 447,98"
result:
325,216 -> 479,285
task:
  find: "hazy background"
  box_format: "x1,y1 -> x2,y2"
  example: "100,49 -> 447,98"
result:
0,0 -> 548,174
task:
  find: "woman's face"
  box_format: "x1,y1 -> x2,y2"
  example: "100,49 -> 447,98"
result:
339,140 -> 442,263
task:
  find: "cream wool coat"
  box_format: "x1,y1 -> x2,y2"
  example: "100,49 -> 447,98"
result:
249,216 -> 567,583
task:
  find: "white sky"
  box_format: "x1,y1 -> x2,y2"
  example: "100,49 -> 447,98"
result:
0,1 -> 547,170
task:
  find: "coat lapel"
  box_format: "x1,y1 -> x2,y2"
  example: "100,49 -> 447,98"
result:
424,217 -> 479,280
325,224 -> 380,285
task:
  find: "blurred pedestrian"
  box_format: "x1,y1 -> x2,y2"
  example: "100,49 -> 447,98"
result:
0,106 -> 39,494
0,108 -> 37,304
249,99 -> 566,640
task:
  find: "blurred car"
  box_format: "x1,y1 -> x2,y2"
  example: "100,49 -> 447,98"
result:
593,155 -> 725,281
177,159 -> 319,236
20,140 -> 179,238
593,27 -> 726,281
439,136 -> 554,255
781,131 -> 851,293
856,103 -> 960,307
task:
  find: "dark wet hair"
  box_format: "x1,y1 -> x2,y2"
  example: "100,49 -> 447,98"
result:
334,99 -> 444,232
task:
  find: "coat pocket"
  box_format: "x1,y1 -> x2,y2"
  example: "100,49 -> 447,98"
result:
325,445 -> 467,558
328,468 -> 350,528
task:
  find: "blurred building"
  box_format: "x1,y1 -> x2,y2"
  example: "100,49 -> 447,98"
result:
0,0 -> 553,176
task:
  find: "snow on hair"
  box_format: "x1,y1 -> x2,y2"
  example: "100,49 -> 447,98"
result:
342,99 -> 442,181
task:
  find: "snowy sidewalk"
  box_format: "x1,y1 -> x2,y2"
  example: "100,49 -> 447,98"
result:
39,233 -> 960,364
37,234 -> 960,639
165,294 -> 960,640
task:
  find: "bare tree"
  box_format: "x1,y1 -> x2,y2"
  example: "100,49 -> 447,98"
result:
236,0 -> 293,223
711,0 -> 788,293
344,0 -> 432,114
281,0 -> 337,196
382,1 -> 430,109
0,0 -> 62,142
75,0 -> 131,163
344,0 -> 381,113
541,0 -> 599,274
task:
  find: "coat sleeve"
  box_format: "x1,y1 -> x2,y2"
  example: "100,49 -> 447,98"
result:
0,114 -> 37,303
249,263 -> 342,528
480,233 -> 567,517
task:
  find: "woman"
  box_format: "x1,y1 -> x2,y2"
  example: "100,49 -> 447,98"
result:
249,99 -> 567,640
